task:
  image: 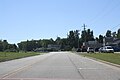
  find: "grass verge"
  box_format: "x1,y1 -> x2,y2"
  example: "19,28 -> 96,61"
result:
80,53 -> 120,65
0,52 -> 42,62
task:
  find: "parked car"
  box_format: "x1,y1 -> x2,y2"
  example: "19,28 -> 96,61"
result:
112,46 -> 120,52
95,48 -> 100,52
76,48 -> 81,52
99,47 -> 103,53
81,46 -> 87,52
99,46 -> 114,53
87,47 -> 94,53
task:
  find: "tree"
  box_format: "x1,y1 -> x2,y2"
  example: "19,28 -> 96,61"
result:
7,44 -> 17,52
67,30 -> 80,49
89,30 -> 94,41
74,30 -> 80,48
41,39 -> 54,48
106,30 -> 112,37
95,37 -> 99,42
50,38 -> 55,44
81,30 -> 86,42
55,37 -> 61,45
67,30 -> 75,49
0,40 -> 3,51
81,29 -> 94,42
37,40 -> 42,48
117,28 -> 120,39
2,40 -> 8,51
60,38 -> 68,50
112,32 -> 117,38
18,41 -> 28,51
98,35 -> 103,43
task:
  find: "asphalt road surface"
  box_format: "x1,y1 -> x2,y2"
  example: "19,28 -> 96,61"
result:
0,52 -> 120,80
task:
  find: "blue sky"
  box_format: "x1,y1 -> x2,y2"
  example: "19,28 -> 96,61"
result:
0,0 -> 120,44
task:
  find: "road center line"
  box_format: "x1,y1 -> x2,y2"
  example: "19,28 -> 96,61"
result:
66,53 -> 85,79
0,53 -> 56,79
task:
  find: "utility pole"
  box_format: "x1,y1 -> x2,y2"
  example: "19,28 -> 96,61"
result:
103,36 -> 106,47
77,30 -> 80,49
82,24 -> 87,46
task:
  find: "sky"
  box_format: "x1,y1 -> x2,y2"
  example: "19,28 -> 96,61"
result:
0,0 -> 120,44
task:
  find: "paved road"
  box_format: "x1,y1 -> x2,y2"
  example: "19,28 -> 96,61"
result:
0,52 -> 120,80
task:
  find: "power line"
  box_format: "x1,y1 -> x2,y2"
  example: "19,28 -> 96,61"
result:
82,24 -> 87,43
89,0 -> 120,25
111,24 -> 120,31
100,24 -> 120,36
89,0 -> 111,24
89,0 -> 120,36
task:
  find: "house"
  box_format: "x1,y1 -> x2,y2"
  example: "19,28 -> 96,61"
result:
105,37 -> 120,47
82,37 -> 120,52
34,44 -> 61,52
104,37 -> 114,46
85,41 -> 102,49
34,47 -> 47,52
48,44 -> 61,51
82,41 -> 102,52
112,39 -> 120,47
103,37 -> 120,51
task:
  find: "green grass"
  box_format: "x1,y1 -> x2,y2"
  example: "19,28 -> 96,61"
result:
0,52 -> 42,62
80,53 -> 120,65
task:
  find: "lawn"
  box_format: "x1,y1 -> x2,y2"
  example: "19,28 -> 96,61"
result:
80,53 -> 120,65
0,52 -> 41,62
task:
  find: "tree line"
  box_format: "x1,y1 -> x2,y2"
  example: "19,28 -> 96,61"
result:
0,40 -> 17,52
0,27 -> 120,52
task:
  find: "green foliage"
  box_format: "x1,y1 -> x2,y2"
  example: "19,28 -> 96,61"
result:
106,30 -> 112,37
41,39 -> 55,48
2,40 -> 8,51
98,35 -> 104,43
81,29 -> 94,42
56,37 -> 61,45
60,38 -> 69,50
0,40 -> 18,52
0,41 -> 3,51
67,30 -> 80,49
117,28 -> 120,39
18,39 -> 55,51
112,32 -> 117,38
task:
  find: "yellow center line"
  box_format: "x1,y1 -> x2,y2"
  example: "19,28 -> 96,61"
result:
1,53 -> 56,79
1,60 -> 40,79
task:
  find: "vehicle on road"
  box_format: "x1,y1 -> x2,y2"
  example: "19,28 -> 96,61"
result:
87,47 -> 95,53
99,46 -> 114,53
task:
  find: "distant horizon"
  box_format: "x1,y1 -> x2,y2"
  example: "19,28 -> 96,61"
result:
1,27 -> 120,44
